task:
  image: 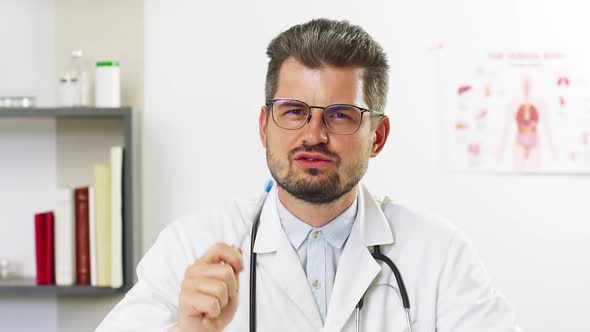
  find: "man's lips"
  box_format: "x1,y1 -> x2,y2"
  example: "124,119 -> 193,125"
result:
293,152 -> 333,162
293,152 -> 334,168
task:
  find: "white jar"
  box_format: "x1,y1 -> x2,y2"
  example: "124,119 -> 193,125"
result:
95,61 -> 120,108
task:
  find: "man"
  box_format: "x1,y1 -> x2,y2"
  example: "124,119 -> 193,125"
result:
98,19 -> 520,331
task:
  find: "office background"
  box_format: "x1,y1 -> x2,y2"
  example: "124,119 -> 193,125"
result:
1,0 -> 588,331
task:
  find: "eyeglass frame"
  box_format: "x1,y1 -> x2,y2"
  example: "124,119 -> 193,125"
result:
265,98 -> 385,135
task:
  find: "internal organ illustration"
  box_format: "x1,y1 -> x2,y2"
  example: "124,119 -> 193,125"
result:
515,103 -> 539,157
467,143 -> 481,156
458,85 -> 472,95
557,76 -> 570,86
557,76 -> 570,106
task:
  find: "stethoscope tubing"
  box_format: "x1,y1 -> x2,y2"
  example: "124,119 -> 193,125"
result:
249,202 -> 264,332
354,245 -> 412,332
369,245 -> 411,310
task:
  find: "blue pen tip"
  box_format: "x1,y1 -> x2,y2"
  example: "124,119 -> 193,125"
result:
264,180 -> 273,193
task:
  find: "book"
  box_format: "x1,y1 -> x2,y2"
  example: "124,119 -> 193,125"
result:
34,212 -> 54,285
110,146 -> 123,288
94,164 -> 111,287
89,186 -> 97,286
55,188 -> 75,286
74,187 -> 91,285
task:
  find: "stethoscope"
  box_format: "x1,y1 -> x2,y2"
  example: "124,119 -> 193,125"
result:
247,183 -> 413,332
356,245 -> 413,332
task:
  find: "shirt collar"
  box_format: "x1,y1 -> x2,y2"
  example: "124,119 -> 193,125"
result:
276,189 -> 358,250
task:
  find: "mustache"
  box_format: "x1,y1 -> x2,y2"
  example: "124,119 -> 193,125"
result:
288,143 -> 340,161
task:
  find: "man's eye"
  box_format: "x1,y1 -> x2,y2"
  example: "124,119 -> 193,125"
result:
328,111 -> 352,120
284,109 -> 304,116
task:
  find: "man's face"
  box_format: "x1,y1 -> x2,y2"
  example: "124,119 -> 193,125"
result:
259,57 -> 389,204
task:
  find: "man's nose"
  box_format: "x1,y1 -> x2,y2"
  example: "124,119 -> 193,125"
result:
301,109 -> 328,145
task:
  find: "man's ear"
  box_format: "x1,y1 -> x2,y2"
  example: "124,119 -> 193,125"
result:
371,116 -> 390,157
259,105 -> 268,148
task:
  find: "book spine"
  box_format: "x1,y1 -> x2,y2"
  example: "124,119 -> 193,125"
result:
95,164 -> 112,287
55,188 -> 75,286
34,212 -> 54,285
89,186 -> 98,286
110,146 -> 124,288
34,213 -> 47,285
45,212 -> 55,285
75,187 -> 91,285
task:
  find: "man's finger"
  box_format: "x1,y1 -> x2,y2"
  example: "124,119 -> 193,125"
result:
179,291 -> 221,319
197,242 -> 244,273
185,263 -> 239,298
187,277 -> 230,308
196,263 -> 239,297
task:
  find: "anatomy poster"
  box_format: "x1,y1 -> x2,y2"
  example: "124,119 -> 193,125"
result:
439,50 -> 590,173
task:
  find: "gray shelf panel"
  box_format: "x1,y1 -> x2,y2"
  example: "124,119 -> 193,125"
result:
0,107 -> 131,118
0,286 -> 127,296
0,278 -> 130,296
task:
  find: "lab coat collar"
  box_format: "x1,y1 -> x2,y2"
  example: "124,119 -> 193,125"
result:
252,183 -> 395,330
253,183 -> 395,253
324,183 -> 395,331
252,183 -> 281,254
252,184 -> 323,328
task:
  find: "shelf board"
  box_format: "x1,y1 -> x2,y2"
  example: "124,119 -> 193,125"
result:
0,278 -> 128,296
0,107 -> 131,118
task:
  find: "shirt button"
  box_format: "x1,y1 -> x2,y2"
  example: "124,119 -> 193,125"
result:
312,279 -> 321,289
312,230 -> 321,239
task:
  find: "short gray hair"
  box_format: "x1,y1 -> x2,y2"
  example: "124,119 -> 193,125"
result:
265,18 -> 389,113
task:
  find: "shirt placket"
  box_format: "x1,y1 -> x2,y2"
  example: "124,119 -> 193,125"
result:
307,229 -> 327,322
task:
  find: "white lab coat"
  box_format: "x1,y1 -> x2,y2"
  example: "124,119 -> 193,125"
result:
97,184 -> 521,331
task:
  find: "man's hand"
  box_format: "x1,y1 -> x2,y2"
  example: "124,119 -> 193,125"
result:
176,243 -> 244,332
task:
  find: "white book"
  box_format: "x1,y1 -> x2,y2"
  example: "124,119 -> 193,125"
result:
89,186 -> 97,286
110,146 -> 124,288
55,187 -> 75,286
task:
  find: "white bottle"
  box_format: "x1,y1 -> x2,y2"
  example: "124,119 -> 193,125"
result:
95,61 -> 120,108
63,50 -> 91,107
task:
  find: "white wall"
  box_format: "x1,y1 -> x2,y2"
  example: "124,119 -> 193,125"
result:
0,1 -> 58,330
144,1 -> 590,331
0,0 -> 55,106
55,0 -> 144,110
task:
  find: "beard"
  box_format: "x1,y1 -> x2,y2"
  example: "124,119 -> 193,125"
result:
267,142 -> 368,205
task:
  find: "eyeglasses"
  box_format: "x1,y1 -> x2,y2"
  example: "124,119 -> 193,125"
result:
266,98 -> 385,135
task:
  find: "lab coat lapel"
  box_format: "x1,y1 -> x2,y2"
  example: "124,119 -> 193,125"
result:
324,184 -> 395,331
252,187 -> 324,329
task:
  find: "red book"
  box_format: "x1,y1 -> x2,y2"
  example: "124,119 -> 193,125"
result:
34,212 -> 54,285
75,187 -> 91,285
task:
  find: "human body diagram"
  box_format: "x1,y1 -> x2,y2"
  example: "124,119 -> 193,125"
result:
497,78 -> 557,170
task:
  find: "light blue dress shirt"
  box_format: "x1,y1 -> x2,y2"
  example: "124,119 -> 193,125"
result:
276,191 -> 357,324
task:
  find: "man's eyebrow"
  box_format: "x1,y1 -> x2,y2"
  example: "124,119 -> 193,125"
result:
276,100 -> 305,107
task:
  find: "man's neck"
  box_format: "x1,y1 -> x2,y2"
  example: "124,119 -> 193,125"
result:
277,186 -> 358,228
